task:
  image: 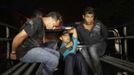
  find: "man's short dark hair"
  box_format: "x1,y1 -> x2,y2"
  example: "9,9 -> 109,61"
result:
58,30 -> 68,37
33,10 -> 43,18
46,12 -> 63,23
83,7 -> 95,15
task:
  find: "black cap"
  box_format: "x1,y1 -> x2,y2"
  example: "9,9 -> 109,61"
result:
58,30 -> 69,36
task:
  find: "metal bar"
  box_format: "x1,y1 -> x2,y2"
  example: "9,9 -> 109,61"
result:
23,63 -> 37,75
107,36 -> 134,40
0,22 -> 18,30
0,38 -> 12,41
102,56 -> 134,69
1,62 -> 23,75
100,56 -> 134,74
35,64 -> 42,75
12,63 -> 29,75
123,26 -> 128,60
101,58 -> 134,74
6,27 -> 10,59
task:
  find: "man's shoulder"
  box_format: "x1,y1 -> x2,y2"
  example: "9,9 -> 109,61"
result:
74,21 -> 83,28
32,18 -> 42,24
95,20 -> 104,26
28,18 -> 43,29
25,18 -> 41,26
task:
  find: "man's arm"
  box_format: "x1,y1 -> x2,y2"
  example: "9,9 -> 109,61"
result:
68,27 -> 77,38
10,29 -> 28,60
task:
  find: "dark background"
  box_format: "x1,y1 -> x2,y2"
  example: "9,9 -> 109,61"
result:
0,0 -> 134,74
0,0 -> 134,60
0,0 -> 134,28
0,0 -> 134,62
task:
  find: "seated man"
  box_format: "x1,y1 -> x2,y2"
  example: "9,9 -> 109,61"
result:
76,7 -> 108,75
10,11 -> 62,75
59,28 -> 90,75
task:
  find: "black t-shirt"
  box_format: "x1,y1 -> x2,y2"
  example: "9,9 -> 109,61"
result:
16,18 -> 45,59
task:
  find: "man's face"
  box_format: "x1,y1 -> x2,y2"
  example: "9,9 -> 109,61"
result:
83,13 -> 94,25
54,20 -> 61,27
45,17 -> 60,29
60,33 -> 71,43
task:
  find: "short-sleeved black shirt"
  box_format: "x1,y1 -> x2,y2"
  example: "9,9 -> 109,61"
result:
16,18 -> 45,59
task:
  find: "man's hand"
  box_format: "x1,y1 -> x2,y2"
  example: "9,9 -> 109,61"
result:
10,53 -> 17,60
66,42 -> 73,48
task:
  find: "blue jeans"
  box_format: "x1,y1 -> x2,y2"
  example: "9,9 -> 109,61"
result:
88,42 -> 106,75
20,47 -> 60,75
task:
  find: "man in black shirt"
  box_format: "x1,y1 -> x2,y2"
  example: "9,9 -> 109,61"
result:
10,12 -> 62,75
76,7 -> 107,75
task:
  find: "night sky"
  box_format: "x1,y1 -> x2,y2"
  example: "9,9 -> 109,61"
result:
0,0 -> 134,27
